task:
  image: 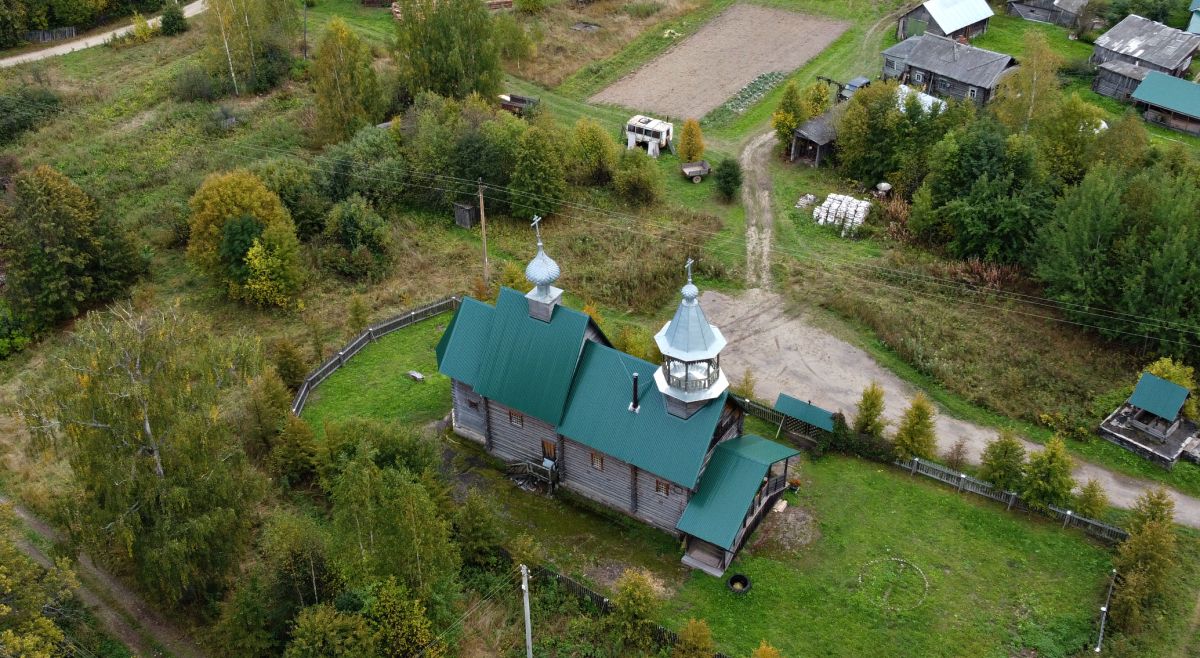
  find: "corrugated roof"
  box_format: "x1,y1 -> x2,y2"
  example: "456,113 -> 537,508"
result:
1133,70 -> 1200,118
655,286 -> 726,361
1189,10 -> 1200,34
1098,60 -> 1152,80
675,435 -> 798,549
473,287 -> 592,426
795,110 -> 838,145
774,393 -> 835,432
557,341 -> 726,487
1054,0 -> 1087,14
1095,15 -> 1200,70
435,298 -> 495,387
922,0 -> 993,34
1191,0 -> 1200,12
883,34 -> 1017,88
1129,371 -> 1190,421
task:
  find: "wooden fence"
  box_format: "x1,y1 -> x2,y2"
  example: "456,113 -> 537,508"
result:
289,296 -> 460,416
22,26 -> 76,42
898,457 -> 1130,544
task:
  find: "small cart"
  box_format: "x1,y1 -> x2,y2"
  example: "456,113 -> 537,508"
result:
681,160 -> 711,183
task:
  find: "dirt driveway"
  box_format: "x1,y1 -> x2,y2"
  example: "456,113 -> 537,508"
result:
703,288 -> 1200,528
590,4 -> 849,118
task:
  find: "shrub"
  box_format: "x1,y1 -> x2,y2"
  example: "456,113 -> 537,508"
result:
1074,479 -> 1108,519
453,489 -> 507,568
614,149 -> 664,206
673,618 -> 714,658
677,118 -> 704,163
250,157 -> 329,240
271,416 -> 319,488
284,604 -> 375,658
243,222 -> 305,309
571,118 -> 619,185
160,1 -> 188,35
515,0 -> 545,13
853,382 -> 886,439
367,577 -> 446,658
730,368 -> 756,399
713,158 -> 742,202
622,0 -> 663,17
0,86 -> 62,145
1021,436 -> 1075,510
511,124 -> 567,216
752,641 -> 784,658
943,439 -> 968,471
612,570 -> 659,651
322,195 -> 390,279
978,430 -> 1026,492
234,367 -> 292,460
1144,357 -> 1197,420
893,394 -> 936,461
1130,486 -> 1175,534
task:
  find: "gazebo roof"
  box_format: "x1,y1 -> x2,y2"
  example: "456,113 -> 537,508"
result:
1129,372 -> 1189,421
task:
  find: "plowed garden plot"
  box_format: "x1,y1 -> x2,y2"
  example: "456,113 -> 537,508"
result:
590,4 -> 849,118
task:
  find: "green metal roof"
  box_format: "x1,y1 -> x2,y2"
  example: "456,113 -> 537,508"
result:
774,393 -> 835,432
435,298 -> 494,387
557,341 -> 726,488
675,435 -> 798,550
1129,372 -> 1189,421
1132,71 -> 1200,119
1189,10 -> 1200,34
472,287 -> 592,426
1190,0 -> 1199,13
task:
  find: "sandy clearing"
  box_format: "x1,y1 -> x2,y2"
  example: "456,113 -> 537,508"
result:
701,288 -> 1200,526
590,4 -> 849,118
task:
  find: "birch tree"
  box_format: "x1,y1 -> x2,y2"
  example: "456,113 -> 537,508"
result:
19,305 -> 265,605
314,19 -> 381,143
991,32 -> 1063,134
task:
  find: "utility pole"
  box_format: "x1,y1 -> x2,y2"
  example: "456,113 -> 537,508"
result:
478,178 -> 490,288
520,564 -> 533,658
302,0 -> 308,59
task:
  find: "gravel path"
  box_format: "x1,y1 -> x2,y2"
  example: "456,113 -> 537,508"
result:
0,0 -> 207,69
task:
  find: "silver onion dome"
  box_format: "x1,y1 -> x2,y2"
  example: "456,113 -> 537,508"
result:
525,242 -> 561,288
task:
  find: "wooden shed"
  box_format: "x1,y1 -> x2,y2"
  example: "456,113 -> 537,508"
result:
1093,60 -> 1150,100
789,111 -> 838,167
898,0 -> 993,41
453,202 -> 479,228
1132,70 -> 1200,135
1007,0 -> 1087,28
1091,15 -> 1200,77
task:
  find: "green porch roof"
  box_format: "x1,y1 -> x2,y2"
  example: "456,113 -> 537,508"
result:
1129,372 -> 1189,421
557,341 -> 727,488
435,297 -> 494,387
471,287 -> 593,426
1189,10 -> 1200,34
675,435 -> 798,550
1133,71 -> 1200,119
774,393 -> 835,432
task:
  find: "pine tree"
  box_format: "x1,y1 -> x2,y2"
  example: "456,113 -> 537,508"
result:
678,118 -> 705,163
453,488 -> 506,568
979,430 -> 1026,491
271,416 -> 319,488
614,148 -> 665,206
1021,436 -> 1075,510
511,124 -> 567,216
271,337 -> 308,390
713,157 -> 742,201
348,295 -> 369,334
1114,519 -> 1177,610
313,19 -> 381,143
1074,479 -> 1108,519
853,382 -> 887,439
673,618 -> 715,658
893,393 -> 936,461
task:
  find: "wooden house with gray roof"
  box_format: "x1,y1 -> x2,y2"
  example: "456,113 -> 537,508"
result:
882,34 -> 1018,104
898,0 -> 994,41
436,233 -> 798,576
1007,0 -> 1087,28
1091,15 -> 1200,78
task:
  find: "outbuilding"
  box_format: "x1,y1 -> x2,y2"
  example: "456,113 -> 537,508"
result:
1093,60 -> 1151,100
1100,371 -> 1199,467
1091,14 -> 1200,77
1131,70 -> 1200,135
897,0 -> 994,41
1007,0 -> 1087,28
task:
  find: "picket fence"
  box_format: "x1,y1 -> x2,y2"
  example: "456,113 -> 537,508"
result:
23,27 -> 76,42
289,296 -> 460,416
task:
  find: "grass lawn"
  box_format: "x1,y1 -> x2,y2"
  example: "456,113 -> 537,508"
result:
663,455 -> 1113,658
300,312 -> 454,430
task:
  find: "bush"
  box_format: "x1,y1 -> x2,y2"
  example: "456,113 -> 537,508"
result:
270,337 -> 308,390
673,618 -> 714,658
614,149 -> 664,206
174,65 -> 218,102
622,0 -> 663,17
251,157 -> 329,241
852,382 -> 886,439
571,118 -> 619,186
943,439 -> 968,471
677,118 -> 704,163
713,158 -> 742,202
515,0 -> 545,13
0,86 -> 62,145
322,195 -> 390,279
271,416 -> 319,488
160,0 -> 188,35
978,430 -> 1026,492
453,489 -> 507,568
612,570 -> 659,651
893,394 -> 937,461
1021,436 -> 1075,510
0,301 -> 31,358
1074,479 -> 1108,519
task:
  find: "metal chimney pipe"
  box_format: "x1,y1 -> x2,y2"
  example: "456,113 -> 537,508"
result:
630,372 -> 640,413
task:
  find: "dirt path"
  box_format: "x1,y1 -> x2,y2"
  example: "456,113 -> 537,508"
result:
2,495 -> 209,658
0,0 -> 207,69
741,131 -> 775,288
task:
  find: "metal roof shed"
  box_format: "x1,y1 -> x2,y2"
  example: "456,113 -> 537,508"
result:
1132,70 -> 1200,134
923,0 -> 994,34
1128,372 -> 1190,422
774,393 -> 836,432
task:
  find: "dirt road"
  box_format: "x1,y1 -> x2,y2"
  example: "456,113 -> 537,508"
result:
725,119 -> 1200,529
0,0 -> 207,69
3,495 -> 209,658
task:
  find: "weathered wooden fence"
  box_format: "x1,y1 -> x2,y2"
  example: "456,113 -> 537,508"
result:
22,26 -> 76,42
289,296 -> 460,416
898,457 -> 1129,544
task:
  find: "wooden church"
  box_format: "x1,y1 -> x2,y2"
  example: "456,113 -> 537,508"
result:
436,228 -> 797,576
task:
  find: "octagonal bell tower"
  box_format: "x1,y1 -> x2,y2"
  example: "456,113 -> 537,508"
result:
653,260 -> 728,419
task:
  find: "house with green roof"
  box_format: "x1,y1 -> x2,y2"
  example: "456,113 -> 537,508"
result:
1131,70 -> 1200,136
1099,371 -> 1199,467
436,234 -> 797,576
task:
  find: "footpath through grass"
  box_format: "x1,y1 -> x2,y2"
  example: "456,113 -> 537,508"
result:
665,454 -> 1113,658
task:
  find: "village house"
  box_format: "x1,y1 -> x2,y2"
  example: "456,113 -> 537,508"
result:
882,34 -> 1018,104
435,232 -> 798,576
897,0 -> 994,41
1131,70 -> 1200,135
1007,0 -> 1087,28
1093,60 -> 1151,100
1100,372 -> 1200,467
1091,15 -> 1200,78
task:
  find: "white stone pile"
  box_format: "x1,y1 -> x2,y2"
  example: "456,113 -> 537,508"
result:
813,194 -> 871,238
